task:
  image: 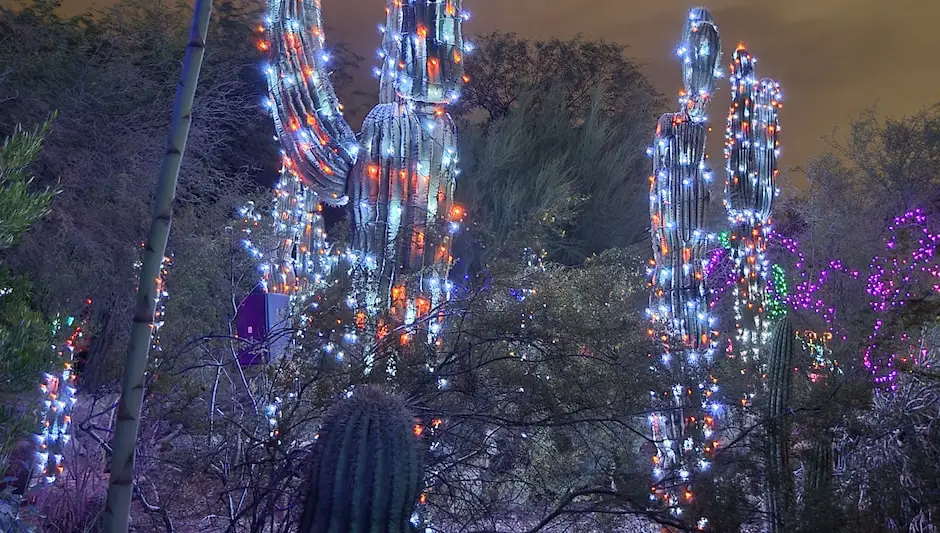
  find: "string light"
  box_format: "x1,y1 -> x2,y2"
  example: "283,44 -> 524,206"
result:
759,210 -> 936,389
774,234 -> 859,333
34,299 -> 92,485
765,264 -> 789,321
796,329 -> 839,383
863,209 -> 938,388
133,243 -> 173,380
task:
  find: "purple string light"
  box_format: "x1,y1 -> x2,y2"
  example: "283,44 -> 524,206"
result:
709,211 -> 937,389
705,247 -> 737,309
863,209 -> 938,387
774,236 -> 860,330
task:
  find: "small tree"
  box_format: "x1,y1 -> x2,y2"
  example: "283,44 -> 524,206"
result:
0,116 -> 58,429
0,117 -> 59,526
0,118 -> 57,252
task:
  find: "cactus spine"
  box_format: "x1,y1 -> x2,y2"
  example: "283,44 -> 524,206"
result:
766,318 -> 795,532
299,387 -> 424,533
646,8 -> 722,522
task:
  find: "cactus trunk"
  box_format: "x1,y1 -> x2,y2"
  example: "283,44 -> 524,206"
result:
803,437 -> 832,497
723,45 -> 783,362
765,318 -> 795,532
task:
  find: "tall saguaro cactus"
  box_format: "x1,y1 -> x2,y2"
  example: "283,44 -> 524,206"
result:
260,0 -> 468,353
723,44 -> 782,361
646,7 -> 722,524
649,8 -> 721,355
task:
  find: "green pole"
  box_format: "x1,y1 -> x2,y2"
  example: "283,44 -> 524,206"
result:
102,1 -> 213,530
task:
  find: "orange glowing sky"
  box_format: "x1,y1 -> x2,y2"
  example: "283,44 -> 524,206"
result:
58,0 -> 940,188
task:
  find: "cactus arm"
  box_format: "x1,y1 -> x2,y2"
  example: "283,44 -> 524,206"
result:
678,8 -> 722,120
264,0 -> 359,205
378,0 -> 403,104
384,0 -> 466,105
752,78 -> 781,220
723,44 -> 783,356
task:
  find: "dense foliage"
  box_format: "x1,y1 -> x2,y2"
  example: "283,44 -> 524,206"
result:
454,33 -> 664,268
0,1 -> 936,532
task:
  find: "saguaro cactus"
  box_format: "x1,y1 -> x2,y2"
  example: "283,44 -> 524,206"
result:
259,0 -> 467,333
803,437 -> 833,497
649,7 -> 721,354
765,318 -> 795,533
723,44 -> 782,361
646,7 -> 722,523
298,386 -> 424,533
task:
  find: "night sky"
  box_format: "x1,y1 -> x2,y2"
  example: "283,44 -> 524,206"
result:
61,0 -> 940,188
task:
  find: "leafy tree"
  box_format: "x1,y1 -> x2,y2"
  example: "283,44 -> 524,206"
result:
780,104 -> 940,283
0,270 -> 50,394
454,34 -> 664,270
456,33 -> 663,122
0,0 -> 268,387
772,104 -> 940,532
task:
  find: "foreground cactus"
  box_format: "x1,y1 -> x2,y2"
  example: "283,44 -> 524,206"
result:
765,318 -> 795,532
299,387 -> 424,533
